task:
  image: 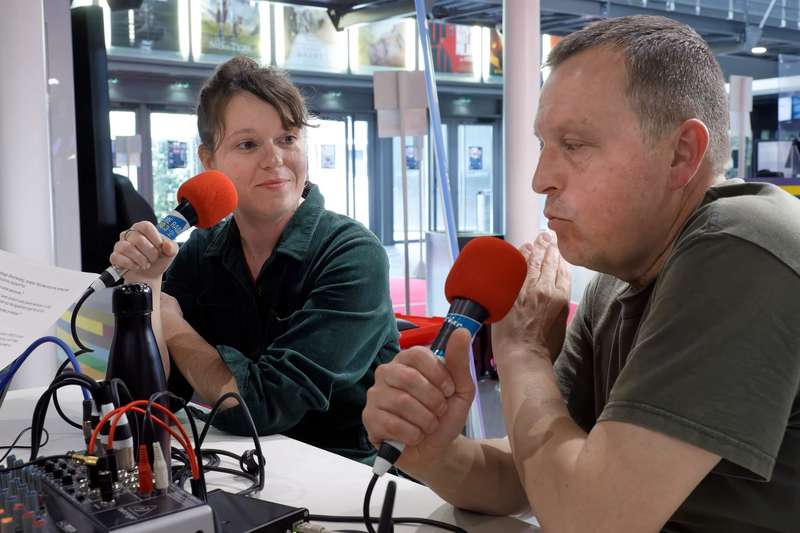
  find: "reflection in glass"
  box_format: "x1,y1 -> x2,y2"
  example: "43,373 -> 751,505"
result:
110,110 -> 139,189
150,112 -> 202,240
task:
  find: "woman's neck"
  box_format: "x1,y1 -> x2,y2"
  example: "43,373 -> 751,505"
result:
236,209 -> 296,280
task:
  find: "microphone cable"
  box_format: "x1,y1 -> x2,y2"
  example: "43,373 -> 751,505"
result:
306,473 -> 467,533
53,286 -> 99,429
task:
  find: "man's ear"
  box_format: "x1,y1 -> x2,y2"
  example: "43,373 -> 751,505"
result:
198,144 -> 214,170
668,118 -> 710,190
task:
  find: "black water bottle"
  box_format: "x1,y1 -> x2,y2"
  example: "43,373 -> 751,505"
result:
106,283 -> 170,467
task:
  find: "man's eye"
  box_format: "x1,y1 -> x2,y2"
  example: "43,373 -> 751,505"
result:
237,141 -> 256,150
282,135 -> 297,145
564,142 -> 582,152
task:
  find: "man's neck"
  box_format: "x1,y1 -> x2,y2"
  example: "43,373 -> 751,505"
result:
627,173 -> 721,288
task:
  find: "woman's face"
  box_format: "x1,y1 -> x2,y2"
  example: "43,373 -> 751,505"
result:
200,91 -> 307,224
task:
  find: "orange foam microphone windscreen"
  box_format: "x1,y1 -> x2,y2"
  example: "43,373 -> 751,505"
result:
177,170 -> 238,229
444,237 -> 527,323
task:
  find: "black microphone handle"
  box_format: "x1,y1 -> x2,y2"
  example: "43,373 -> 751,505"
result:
429,298 -> 489,357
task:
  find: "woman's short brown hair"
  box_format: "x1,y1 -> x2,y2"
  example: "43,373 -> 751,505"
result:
197,56 -> 312,153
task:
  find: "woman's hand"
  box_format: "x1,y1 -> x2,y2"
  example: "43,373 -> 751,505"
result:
109,221 -> 179,283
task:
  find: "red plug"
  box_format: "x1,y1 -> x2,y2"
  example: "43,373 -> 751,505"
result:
137,444 -> 153,496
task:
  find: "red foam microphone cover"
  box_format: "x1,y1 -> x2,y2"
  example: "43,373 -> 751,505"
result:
177,170 -> 238,228
444,237 -> 527,323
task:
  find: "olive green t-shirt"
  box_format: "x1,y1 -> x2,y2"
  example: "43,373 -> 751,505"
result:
555,181 -> 800,532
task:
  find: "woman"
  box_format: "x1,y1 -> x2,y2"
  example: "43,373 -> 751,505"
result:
110,56 -> 399,462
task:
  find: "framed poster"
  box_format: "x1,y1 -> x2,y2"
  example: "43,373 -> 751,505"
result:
320,144 -> 336,169
110,0 -> 180,55
353,18 -> 410,70
468,146 -> 483,171
197,0 -> 265,59
167,141 -> 188,169
276,5 -> 346,71
429,22 -> 474,75
489,29 -> 503,78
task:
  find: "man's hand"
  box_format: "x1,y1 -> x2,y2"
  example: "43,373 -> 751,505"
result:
110,221 -> 178,284
363,328 -> 474,470
492,231 -> 571,363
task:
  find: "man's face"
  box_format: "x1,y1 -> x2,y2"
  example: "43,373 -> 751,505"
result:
534,47 -> 675,279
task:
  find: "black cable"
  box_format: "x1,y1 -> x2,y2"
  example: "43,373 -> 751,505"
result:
29,374 -> 101,460
0,427 -> 49,464
202,465 -> 260,496
52,359 -> 82,430
306,515 -> 467,533
109,378 -> 141,447
70,288 -> 94,354
364,474 -> 378,533
0,454 -> 70,472
53,287 -> 96,429
306,474 -> 468,533
199,392 -> 265,493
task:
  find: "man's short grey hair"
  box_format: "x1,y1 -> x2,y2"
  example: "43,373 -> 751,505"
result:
546,15 -> 730,175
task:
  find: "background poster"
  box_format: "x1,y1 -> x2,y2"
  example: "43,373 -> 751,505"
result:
201,0 -> 261,57
110,0 -> 180,53
405,145 -> 419,170
320,144 -> 336,169
468,146 -> 483,170
167,141 -> 188,169
430,22 -> 473,74
281,5 -> 342,70
357,19 -> 407,68
489,29 -> 503,77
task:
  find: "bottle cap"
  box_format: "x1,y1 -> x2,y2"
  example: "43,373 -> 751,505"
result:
112,283 -> 153,316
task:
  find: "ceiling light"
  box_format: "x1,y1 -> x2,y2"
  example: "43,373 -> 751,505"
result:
751,46 -> 767,55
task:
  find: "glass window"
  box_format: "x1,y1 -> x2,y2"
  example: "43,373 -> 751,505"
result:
149,112 -> 202,240
350,18 -> 416,73
109,110 -> 140,190
392,136 -> 428,242
306,118 -> 349,216
457,124 -> 493,233
274,5 -> 347,72
191,0 -> 270,63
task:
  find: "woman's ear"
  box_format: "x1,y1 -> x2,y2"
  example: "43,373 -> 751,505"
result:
198,144 -> 214,170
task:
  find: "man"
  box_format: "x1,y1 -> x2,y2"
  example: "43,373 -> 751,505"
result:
362,15 -> 800,532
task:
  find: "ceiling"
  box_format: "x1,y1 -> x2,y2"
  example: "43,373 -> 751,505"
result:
275,0 -> 800,79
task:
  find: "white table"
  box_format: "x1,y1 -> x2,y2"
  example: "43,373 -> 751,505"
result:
1,387 -> 540,532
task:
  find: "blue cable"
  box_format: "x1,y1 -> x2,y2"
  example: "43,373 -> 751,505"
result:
0,336 -> 89,400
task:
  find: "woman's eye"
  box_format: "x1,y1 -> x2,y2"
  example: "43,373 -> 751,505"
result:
563,141 -> 582,152
237,141 -> 256,150
281,135 -> 297,145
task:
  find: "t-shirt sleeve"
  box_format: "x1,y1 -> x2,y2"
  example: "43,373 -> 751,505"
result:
599,234 -> 800,481
554,275 -> 600,433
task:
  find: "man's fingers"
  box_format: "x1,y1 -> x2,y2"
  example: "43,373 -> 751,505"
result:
539,237 -> 560,287
556,256 -> 571,293
362,406 -> 425,447
394,347 -> 455,397
443,328 -> 476,399
366,385 -> 442,435
375,361 -> 447,415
